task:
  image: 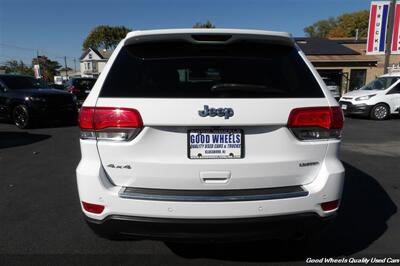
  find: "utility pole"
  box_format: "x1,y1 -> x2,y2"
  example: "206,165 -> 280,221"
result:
384,0 -> 397,74
64,56 -> 69,78
73,58 -> 77,73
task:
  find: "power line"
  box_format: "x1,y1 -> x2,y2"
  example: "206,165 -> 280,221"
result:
0,43 -> 36,52
0,42 -> 77,60
0,55 -> 34,61
0,43 -> 81,73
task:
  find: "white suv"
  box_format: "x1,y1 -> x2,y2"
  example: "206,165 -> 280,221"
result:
339,72 -> 400,120
76,29 -> 345,241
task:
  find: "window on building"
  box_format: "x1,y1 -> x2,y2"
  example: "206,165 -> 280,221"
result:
87,62 -> 91,70
89,54 -> 92,59
349,69 -> 367,91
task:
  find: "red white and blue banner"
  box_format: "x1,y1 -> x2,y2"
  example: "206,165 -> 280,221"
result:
391,1 -> 400,53
33,64 -> 41,79
367,1 -> 390,55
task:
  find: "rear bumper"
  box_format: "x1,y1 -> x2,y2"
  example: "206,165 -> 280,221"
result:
339,101 -> 372,116
85,212 -> 336,241
77,140 -> 345,239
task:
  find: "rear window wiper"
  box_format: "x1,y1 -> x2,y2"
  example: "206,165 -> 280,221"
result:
210,83 -> 284,94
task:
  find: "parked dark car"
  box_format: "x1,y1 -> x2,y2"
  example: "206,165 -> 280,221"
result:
0,74 -> 78,129
48,83 -> 67,90
65,77 -> 96,105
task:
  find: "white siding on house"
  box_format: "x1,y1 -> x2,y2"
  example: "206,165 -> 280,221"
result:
97,61 -> 107,73
80,48 -> 110,78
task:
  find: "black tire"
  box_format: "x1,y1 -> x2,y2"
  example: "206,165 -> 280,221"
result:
12,104 -> 31,129
370,103 -> 390,120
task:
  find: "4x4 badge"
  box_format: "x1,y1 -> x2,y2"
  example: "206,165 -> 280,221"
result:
198,105 -> 234,119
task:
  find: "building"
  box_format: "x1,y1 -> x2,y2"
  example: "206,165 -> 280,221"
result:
336,37 -> 400,78
296,37 -> 379,94
79,47 -> 112,78
296,37 -> 400,94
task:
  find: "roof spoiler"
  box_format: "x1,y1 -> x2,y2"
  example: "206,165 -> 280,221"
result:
123,29 -> 294,47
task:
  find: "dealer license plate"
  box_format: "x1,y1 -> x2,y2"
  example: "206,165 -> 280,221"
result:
188,129 -> 243,159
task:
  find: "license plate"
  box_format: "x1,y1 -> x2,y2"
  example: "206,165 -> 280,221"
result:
188,129 -> 243,159
341,104 -> 347,110
85,90 -> 91,93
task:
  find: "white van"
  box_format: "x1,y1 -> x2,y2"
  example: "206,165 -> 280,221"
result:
339,73 -> 400,120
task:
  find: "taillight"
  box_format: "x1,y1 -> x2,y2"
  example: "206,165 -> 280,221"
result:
68,85 -> 80,94
320,200 -> 339,211
79,107 -> 143,141
288,106 -> 344,140
82,201 -> 105,214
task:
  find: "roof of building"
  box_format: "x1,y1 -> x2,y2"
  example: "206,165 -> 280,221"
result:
329,37 -> 367,44
295,37 -> 360,55
80,47 -> 112,60
306,54 -> 378,63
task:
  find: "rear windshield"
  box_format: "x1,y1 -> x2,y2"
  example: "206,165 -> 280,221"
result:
100,41 -> 324,98
323,79 -> 337,86
73,79 -> 96,89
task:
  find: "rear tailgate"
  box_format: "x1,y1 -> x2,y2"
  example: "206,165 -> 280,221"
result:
93,30 -> 330,189
96,98 -> 329,189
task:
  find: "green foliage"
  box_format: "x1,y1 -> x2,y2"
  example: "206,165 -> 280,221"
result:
3,60 -> 34,76
83,25 -> 132,51
304,17 -> 337,38
32,55 -> 61,82
304,10 -> 369,38
193,20 -> 216,28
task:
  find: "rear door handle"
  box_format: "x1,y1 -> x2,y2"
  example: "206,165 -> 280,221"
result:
200,171 -> 231,184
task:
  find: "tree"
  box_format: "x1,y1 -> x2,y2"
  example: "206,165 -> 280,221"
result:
193,20 -> 216,28
304,17 -> 337,38
304,10 -> 369,38
32,55 -> 61,82
83,25 -> 131,51
3,60 -> 34,76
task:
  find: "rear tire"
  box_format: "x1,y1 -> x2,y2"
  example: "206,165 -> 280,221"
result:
370,103 -> 389,120
12,104 -> 31,129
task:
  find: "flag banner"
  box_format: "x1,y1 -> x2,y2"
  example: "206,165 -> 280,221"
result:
367,1 -> 391,55
392,1 -> 400,53
33,64 -> 41,79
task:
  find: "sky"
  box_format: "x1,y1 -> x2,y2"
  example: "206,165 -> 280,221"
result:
0,0 -> 372,68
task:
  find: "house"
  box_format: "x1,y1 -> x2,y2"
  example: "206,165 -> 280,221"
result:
295,37 -> 378,94
79,47 -> 112,78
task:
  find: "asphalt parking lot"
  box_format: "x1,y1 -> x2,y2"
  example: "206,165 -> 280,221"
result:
0,116 -> 399,265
